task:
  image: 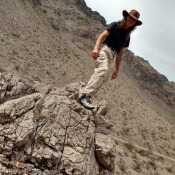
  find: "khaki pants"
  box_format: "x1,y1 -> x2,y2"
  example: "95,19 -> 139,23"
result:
80,45 -> 116,97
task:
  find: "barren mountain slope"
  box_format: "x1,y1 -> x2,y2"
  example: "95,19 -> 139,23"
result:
0,0 -> 175,174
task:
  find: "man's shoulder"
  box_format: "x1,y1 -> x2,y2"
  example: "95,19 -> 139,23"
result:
106,21 -> 119,32
107,21 -> 118,27
111,21 -> 121,29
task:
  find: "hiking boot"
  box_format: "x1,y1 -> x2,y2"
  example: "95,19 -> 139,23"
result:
79,95 -> 96,110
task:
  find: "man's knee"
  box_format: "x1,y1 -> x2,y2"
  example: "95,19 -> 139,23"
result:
98,66 -> 110,80
102,64 -> 109,73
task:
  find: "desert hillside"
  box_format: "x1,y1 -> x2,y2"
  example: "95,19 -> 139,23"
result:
0,0 -> 175,174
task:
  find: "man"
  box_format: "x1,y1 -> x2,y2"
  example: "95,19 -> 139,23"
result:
79,9 -> 142,109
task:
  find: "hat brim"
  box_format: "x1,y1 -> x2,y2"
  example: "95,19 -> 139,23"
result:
123,10 -> 142,26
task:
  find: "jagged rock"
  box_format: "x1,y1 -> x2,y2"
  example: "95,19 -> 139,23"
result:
0,78 -> 115,174
0,72 -> 37,104
95,133 -> 116,172
96,100 -> 108,116
0,93 -> 40,124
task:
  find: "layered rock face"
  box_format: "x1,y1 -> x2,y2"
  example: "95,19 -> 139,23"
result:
0,72 -> 115,174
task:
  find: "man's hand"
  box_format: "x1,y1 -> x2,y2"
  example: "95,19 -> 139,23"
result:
111,69 -> 118,80
91,30 -> 110,60
91,48 -> 100,60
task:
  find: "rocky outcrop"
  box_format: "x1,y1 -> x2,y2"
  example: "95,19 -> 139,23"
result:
0,72 -> 175,175
0,72 -> 36,104
75,0 -> 106,25
0,72 -> 115,174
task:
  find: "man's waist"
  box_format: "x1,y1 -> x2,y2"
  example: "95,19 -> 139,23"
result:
101,44 -> 117,58
103,42 -> 122,52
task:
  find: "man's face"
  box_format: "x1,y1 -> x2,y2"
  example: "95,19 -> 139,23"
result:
125,16 -> 137,28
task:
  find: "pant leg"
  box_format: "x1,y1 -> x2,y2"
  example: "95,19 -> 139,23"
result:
80,45 -> 114,97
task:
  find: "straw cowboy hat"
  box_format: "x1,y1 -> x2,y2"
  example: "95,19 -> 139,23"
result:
123,9 -> 142,26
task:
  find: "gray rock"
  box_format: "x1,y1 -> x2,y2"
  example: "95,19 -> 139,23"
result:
95,133 -> 116,172
0,79 -> 115,174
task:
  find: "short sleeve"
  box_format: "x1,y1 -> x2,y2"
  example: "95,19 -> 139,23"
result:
106,22 -> 117,32
123,36 -> 130,48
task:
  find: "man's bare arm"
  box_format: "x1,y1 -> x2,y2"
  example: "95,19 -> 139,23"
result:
94,30 -> 110,50
91,30 -> 110,60
111,48 -> 127,80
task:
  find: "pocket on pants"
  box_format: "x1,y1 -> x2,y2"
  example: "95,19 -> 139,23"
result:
95,51 -> 107,68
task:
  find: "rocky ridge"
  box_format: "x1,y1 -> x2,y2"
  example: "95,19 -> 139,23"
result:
123,50 -> 175,107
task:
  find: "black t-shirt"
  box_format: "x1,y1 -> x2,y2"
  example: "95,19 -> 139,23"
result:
103,22 -> 130,52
